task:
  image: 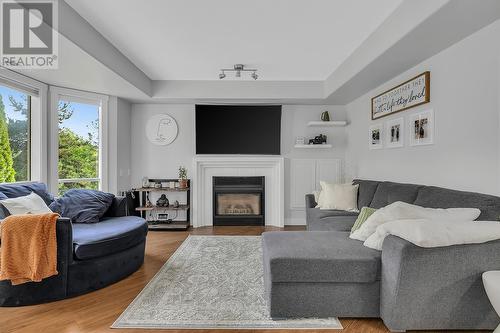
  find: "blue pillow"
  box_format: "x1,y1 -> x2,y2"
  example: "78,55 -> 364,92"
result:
0,182 -> 54,205
0,191 -> 9,219
50,189 -> 115,224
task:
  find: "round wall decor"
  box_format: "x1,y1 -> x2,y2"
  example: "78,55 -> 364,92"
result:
145,114 -> 178,145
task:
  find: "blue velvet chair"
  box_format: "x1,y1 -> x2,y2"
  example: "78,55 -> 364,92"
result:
0,182 -> 148,306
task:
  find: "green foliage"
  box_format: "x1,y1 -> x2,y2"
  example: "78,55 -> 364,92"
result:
8,118 -> 29,181
58,101 -> 74,123
58,128 -> 98,194
178,166 -> 187,179
6,94 -> 29,181
0,97 -> 16,182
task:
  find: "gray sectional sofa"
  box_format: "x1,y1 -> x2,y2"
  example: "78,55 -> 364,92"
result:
262,179 -> 500,331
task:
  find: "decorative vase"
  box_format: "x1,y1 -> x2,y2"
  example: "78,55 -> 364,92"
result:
179,179 -> 188,189
321,111 -> 330,121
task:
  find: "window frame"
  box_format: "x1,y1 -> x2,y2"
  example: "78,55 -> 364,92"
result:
0,68 -> 48,184
49,86 -> 109,194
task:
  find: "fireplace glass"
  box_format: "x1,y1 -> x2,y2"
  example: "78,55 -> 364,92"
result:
216,193 -> 261,216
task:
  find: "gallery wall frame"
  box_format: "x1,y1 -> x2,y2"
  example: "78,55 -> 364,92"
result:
368,123 -> 384,150
385,117 -> 404,149
409,109 -> 434,146
371,71 -> 430,120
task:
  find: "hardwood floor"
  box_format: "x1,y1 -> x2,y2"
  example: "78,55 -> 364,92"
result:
0,226 -> 490,333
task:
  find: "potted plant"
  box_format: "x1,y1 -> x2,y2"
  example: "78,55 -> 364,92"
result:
178,166 -> 188,189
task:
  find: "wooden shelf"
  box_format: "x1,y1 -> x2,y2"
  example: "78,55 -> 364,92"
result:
307,121 -> 347,127
136,204 -> 190,211
137,187 -> 189,192
147,221 -> 189,231
294,144 -> 332,149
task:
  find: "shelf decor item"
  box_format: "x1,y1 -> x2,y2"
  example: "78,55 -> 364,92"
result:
308,134 -> 327,145
371,71 -> 430,120
321,111 -> 330,121
178,166 -> 188,189
156,194 -> 169,207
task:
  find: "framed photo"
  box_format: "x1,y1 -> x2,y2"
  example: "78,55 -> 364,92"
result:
409,109 -> 434,146
368,124 -> 383,150
371,71 -> 430,120
385,117 -> 404,148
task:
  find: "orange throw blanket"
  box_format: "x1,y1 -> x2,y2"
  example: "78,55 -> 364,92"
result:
0,213 -> 59,285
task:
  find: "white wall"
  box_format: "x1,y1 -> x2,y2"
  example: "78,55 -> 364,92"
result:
345,20 -> 500,195
130,104 -> 347,225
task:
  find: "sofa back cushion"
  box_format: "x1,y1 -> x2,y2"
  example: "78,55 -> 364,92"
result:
414,186 -> 500,220
370,181 -> 422,208
353,179 -> 380,208
0,182 -> 53,205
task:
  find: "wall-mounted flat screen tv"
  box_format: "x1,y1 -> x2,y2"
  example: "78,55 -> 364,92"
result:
195,105 -> 281,155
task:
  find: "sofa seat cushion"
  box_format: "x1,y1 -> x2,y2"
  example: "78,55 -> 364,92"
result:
262,231 -> 381,283
72,216 -> 148,260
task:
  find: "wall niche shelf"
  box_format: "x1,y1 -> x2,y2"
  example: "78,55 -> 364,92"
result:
294,144 -> 333,149
307,121 -> 347,127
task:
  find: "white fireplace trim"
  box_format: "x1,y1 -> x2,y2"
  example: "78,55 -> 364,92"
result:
192,156 -> 284,228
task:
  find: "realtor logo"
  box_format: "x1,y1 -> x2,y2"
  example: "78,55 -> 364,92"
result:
1,0 -> 58,69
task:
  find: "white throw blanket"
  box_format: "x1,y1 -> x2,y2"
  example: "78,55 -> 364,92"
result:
350,201 -> 481,242
363,219 -> 500,250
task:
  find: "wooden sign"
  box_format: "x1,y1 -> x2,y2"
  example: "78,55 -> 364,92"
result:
371,71 -> 430,120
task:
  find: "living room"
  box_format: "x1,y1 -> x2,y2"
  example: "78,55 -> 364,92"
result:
1,0 -> 500,332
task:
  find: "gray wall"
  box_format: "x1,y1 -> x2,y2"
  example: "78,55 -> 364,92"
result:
116,98 -> 132,192
345,20 -> 500,195
130,104 -> 347,224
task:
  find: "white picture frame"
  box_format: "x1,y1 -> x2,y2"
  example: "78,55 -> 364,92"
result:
385,117 -> 404,148
409,109 -> 434,146
369,124 -> 384,149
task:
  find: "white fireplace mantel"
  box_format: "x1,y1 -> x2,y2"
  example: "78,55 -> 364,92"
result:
192,155 -> 284,228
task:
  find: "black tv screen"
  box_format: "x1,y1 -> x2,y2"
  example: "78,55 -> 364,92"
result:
196,105 -> 281,155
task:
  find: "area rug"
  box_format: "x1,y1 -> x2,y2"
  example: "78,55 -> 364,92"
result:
112,235 -> 342,329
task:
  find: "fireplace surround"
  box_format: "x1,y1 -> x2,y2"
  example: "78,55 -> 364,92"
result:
192,156 -> 284,228
213,176 -> 265,226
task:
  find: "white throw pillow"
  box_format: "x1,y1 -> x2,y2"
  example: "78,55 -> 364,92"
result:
349,201 -> 481,242
316,182 -> 359,212
0,192 -> 52,215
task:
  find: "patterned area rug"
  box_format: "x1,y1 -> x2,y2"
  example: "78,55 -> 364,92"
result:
112,235 -> 342,329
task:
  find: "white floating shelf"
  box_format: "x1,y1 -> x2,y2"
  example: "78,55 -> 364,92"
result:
294,144 -> 333,149
307,121 -> 347,127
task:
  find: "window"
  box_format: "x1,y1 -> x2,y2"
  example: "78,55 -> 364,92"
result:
57,99 -> 100,195
0,84 -> 31,182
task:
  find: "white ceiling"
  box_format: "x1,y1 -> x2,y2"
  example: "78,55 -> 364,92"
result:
65,0 -> 402,81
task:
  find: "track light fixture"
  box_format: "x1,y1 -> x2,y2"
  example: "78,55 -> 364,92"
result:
219,64 -> 258,80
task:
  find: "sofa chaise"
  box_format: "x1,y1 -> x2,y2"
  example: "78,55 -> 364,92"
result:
0,182 -> 148,306
262,179 -> 500,331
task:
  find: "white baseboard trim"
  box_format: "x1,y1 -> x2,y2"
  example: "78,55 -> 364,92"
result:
284,218 -> 306,226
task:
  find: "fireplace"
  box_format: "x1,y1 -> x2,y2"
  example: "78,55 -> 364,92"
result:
213,176 -> 265,226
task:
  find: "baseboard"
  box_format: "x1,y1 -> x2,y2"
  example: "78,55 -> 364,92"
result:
284,218 -> 306,226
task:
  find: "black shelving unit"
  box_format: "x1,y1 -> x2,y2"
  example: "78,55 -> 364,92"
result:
136,178 -> 190,231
